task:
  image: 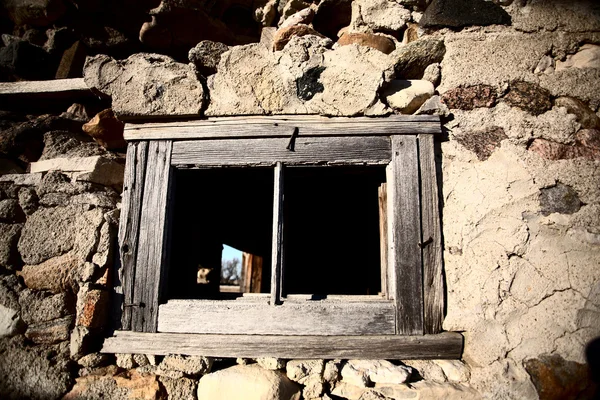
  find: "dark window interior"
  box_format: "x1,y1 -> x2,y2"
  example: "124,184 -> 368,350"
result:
167,165 -> 385,300
283,166 -> 385,296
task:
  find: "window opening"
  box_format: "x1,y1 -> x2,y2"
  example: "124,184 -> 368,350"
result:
168,167 -> 273,300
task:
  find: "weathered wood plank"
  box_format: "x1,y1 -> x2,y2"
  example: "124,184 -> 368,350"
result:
389,136 -> 424,335
118,142 -> 148,330
131,140 -> 173,332
157,300 -> 396,335
171,136 -> 391,166
419,134 -> 445,334
124,115 -> 441,140
241,253 -> 263,293
378,183 -> 388,298
271,162 -> 284,305
102,331 -> 464,359
0,78 -> 91,99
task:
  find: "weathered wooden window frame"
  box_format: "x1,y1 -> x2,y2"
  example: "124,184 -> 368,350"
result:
102,115 -> 463,359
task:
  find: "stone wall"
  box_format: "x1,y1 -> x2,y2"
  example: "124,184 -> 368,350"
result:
1,0 -> 600,399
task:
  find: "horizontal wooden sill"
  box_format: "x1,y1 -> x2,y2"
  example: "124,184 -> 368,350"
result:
0,78 -> 93,100
102,331 -> 463,360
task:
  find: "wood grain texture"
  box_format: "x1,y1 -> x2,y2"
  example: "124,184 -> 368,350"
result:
123,115 -> 441,140
157,300 -> 396,335
271,162 -> 284,305
131,140 -> 173,332
0,78 -> 91,99
118,142 -> 148,330
378,183 -> 388,298
389,136 -> 424,335
171,136 -> 391,166
102,331 -> 464,359
419,135 -> 445,334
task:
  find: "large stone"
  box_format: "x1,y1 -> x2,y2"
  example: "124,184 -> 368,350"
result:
25,315 -> 74,344
0,223 -> 22,270
392,38 -> 445,79
416,95 -> 449,116
338,33 -> 396,54
420,0 -> 511,28
188,40 -> 230,77
433,360 -> 471,383
454,126 -> 508,161
39,130 -> 106,161
442,85 -> 497,110
273,24 -> 326,51
18,289 -> 73,324
384,79 -> 434,114
349,0 -> 411,33
83,53 -> 206,118
0,336 -> 73,400
556,44 -> 600,72
158,354 -> 213,377
197,364 -> 301,400
402,359 -> 447,382
17,206 -> 78,265
286,359 -> 325,383
0,304 -> 25,337
341,360 -> 412,387
82,109 -> 126,150
4,0 -> 66,27
524,354 -> 595,400
554,97 -> 600,130
510,0 -> 600,33
539,183 -> 582,216
17,252 -> 79,293
374,381 -> 481,399
159,376 -> 197,400
504,81 -> 552,116
63,367 -> 164,400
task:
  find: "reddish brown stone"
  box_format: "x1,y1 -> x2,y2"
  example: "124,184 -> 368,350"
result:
82,109 -> 126,150
528,129 -> 600,161
524,354 -> 596,400
17,252 -> 79,294
273,24 -> 326,51
455,126 -> 508,161
64,368 -> 166,400
504,81 -> 552,116
76,287 -> 109,329
24,315 -> 74,344
442,85 -> 497,110
338,33 -> 396,54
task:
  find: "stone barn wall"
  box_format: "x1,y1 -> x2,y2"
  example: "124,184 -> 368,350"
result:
0,0 -> 599,399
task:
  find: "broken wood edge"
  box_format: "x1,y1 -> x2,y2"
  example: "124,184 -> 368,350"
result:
102,331 -> 464,360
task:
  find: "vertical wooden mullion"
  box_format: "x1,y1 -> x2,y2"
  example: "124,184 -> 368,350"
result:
389,135 -> 424,335
271,162 -> 284,305
131,140 -> 173,332
378,183 -> 388,298
118,141 -> 149,330
419,134 -> 444,334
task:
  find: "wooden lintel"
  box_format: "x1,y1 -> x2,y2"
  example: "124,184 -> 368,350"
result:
123,115 -> 441,141
102,331 -> 464,360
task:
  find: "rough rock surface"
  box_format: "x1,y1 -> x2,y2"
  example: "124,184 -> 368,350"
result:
17,253 -> 79,293
349,0 -> 411,33
0,304 -> 25,337
539,183 -> 582,216
420,0 -> 511,28
554,97 -> 600,129
197,364 -> 301,400
188,40 -> 230,77
504,81 -> 552,116
159,354 -> 213,377
0,223 -> 22,270
341,360 -> 412,387
392,38 -> 445,79
338,33 -> 396,54
82,109 -> 126,150
273,24 -> 326,51
39,130 -> 106,161
454,126 -> 508,161
442,85 -> 497,110
524,354 -> 595,399
83,53 -> 206,118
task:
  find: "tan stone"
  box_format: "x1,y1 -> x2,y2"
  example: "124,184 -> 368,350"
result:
76,284 -> 109,329
64,369 -> 164,400
17,252 -> 79,293
384,79 -> 434,114
273,24 -> 326,51
338,33 -> 396,54
82,108 -> 126,150
556,44 -> 600,71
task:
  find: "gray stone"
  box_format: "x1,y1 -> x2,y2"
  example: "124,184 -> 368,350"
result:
188,40 -> 230,77
420,0 -> 511,28
133,354 -> 150,367
0,304 -> 25,337
60,103 -> 91,123
323,360 -> 342,384
433,360 -> 471,383
69,325 -> 91,360
454,126 -> 508,161
18,187 -> 39,216
287,359 -> 325,383
0,275 -> 21,311
116,353 -> 136,369
504,81 -> 552,116
257,357 -> 287,370
0,223 -> 22,270
77,352 -> 111,368
554,97 -> 600,130
403,359 -> 447,382
198,364 -> 301,400
350,0 -> 411,33
0,199 -> 25,223
83,53 -> 206,118
341,360 -> 412,387
511,1 -> 600,34
18,289 -> 73,324
392,38 -> 445,79
17,205 -> 78,265
0,336 -> 73,400
159,354 -> 213,377
24,315 -> 74,344
422,62 -> 441,86
539,183 -> 582,216
384,79 -> 434,114
416,95 -> 449,116
159,376 -> 197,400
39,130 -> 106,161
